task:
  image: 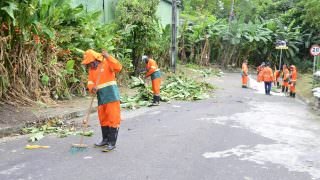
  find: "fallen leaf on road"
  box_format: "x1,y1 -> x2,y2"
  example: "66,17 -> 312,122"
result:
25,144 -> 50,149
29,132 -> 44,142
22,119 -> 85,142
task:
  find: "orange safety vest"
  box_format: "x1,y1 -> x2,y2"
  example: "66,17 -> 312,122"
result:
242,63 -> 248,76
87,56 -> 122,105
257,66 -> 264,82
146,59 -> 161,80
290,70 -> 297,82
282,68 -> 289,82
145,59 -> 161,95
262,67 -> 273,82
274,70 -> 280,82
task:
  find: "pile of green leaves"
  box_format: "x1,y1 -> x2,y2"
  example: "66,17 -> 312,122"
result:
186,64 -> 224,77
161,76 -> 215,101
120,76 -> 152,109
22,119 -> 93,142
121,75 -> 215,109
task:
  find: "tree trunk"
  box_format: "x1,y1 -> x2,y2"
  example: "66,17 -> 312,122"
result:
180,35 -> 187,63
200,38 -> 209,66
132,31 -> 139,76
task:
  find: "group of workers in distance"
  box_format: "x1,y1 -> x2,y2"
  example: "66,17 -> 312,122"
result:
81,49 -> 161,152
241,60 -> 298,98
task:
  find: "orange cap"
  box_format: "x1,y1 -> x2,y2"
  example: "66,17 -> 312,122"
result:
81,49 -> 103,65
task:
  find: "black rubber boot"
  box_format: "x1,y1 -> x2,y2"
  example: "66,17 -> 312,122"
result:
282,86 -> 285,93
292,93 -> 296,98
285,87 -> 288,93
154,95 -> 160,105
102,127 -> 119,152
151,95 -> 159,106
152,95 -> 156,104
157,96 -> 160,104
95,126 -> 109,147
289,92 -> 293,97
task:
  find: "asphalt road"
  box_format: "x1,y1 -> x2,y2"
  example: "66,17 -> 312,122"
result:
1,73 -> 320,180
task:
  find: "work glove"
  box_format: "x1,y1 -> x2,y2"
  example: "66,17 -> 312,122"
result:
90,87 -> 97,94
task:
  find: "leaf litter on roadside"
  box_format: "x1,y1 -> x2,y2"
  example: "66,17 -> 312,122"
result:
22,119 -> 93,142
185,64 -> 224,77
121,75 -> 215,109
120,76 -> 152,109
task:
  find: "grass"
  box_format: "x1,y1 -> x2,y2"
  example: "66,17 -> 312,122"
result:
297,73 -> 315,101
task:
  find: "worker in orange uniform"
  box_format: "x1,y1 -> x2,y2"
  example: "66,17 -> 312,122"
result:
289,65 -> 297,98
273,66 -> 281,88
281,64 -> 290,95
262,62 -> 274,95
82,49 -> 122,152
257,62 -> 265,82
241,59 -> 249,88
142,55 -> 161,105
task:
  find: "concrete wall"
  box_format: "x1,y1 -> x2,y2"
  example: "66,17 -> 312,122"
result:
71,0 -> 178,26
156,0 -> 179,26
71,0 -> 116,23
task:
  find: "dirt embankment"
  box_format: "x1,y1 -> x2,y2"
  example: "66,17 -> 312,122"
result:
0,104 -> 37,129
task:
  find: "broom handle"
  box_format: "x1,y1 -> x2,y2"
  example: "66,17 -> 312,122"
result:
79,58 -> 106,144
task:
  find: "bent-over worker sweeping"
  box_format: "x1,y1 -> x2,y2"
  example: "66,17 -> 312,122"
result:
142,55 -> 161,106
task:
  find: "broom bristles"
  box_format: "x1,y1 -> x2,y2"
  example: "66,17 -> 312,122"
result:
69,144 -> 88,154
72,143 -> 88,148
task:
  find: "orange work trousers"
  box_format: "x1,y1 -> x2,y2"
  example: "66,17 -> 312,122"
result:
242,75 -> 248,86
152,78 -> 161,95
282,81 -> 289,87
290,83 -> 296,93
98,101 -> 121,128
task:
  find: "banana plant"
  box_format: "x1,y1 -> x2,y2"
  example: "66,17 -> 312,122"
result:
0,0 -> 18,25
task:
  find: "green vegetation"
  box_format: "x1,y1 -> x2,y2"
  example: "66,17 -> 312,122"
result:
22,119 -> 93,142
1,0 -> 319,104
0,0 -> 169,104
121,74 -> 215,109
297,73 -> 316,100
180,0 -> 320,70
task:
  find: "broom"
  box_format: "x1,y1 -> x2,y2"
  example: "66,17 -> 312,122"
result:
70,95 -> 95,153
70,58 -> 104,153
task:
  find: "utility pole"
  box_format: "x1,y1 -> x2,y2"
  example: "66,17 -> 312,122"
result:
102,0 -> 106,23
85,0 -> 88,12
171,0 -> 177,73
